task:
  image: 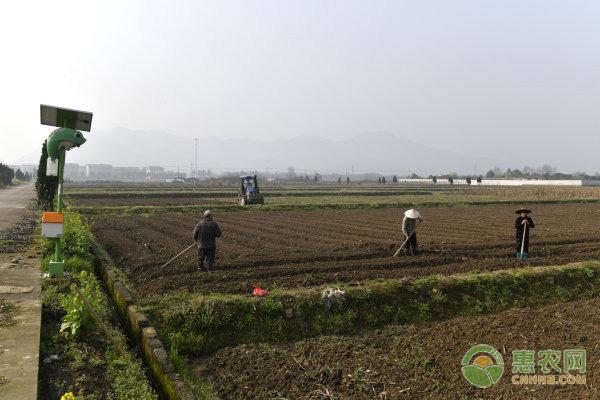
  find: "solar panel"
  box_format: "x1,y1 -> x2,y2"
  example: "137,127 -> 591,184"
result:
40,104 -> 93,131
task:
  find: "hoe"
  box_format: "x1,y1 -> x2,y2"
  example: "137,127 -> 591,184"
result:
392,231 -> 416,257
159,242 -> 196,272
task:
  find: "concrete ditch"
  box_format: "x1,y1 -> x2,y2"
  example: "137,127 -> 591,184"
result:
92,241 -> 196,400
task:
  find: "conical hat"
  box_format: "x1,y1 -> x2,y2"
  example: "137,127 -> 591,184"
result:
515,208 -> 532,214
404,209 -> 421,219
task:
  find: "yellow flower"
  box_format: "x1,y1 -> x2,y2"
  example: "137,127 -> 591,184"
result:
61,392 -> 76,400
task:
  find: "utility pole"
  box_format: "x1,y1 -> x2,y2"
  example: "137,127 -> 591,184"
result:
194,138 -> 198,178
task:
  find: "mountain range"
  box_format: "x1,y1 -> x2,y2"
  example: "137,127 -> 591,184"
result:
14,128 -> 497,176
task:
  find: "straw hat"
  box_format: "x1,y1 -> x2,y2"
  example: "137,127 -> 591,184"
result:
514,207 -> 532,214
404,209 -> 421,219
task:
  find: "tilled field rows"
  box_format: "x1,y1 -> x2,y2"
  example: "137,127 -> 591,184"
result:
199,296 -> 600,400
91,203 -> 600,296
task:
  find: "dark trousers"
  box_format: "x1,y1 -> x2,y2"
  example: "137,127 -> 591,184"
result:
197,247 -> 216,271
516,233 -> 530,254
405,233 -> 418,255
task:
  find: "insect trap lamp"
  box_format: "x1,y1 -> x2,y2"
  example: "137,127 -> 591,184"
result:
41,105 -> 92,175
40,104 -> 93,277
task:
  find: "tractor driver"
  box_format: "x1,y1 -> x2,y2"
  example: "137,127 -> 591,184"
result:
192,210 -> 222,272
246,181 -> 255,195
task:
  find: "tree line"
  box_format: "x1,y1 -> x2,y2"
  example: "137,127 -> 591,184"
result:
0,163 -> 32,187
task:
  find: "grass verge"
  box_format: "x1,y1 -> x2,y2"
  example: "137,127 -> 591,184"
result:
138,260 -> 600,359
70,197 -> 600,216
38,212 -> 157,399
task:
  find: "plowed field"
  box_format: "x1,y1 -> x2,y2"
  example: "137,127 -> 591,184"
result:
198,296 -> 600,400
91,203 -> 600,296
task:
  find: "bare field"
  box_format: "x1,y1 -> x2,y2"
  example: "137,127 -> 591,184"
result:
91,203 -> 600,297
199,296 -> 600,400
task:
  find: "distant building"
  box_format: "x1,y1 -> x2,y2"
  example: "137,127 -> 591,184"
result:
8,164 -> 37,176
64,163 -> 85,180
112,167 -> 143,181
144,166 -> 164,175
85,164 -> 113,179
142,165 -> 184,181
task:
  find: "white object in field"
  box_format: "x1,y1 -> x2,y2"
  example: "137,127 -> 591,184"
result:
42,222 -> 63,238
46,158 -> 58,176
322,288 -> 346,310
396,178 -> 591,186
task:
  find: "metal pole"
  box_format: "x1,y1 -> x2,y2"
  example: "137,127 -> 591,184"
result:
194,138 -> 198,178
54,148 -> 65,263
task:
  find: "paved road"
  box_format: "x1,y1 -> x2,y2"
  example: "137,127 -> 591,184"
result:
0,183 -> 41,399
0,184 -> 36,230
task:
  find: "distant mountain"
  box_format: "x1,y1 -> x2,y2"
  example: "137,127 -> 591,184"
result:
13,128 -> 497,175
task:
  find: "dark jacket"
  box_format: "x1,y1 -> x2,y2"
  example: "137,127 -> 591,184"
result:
402,216 -> 418,237
515,216 -> 534,235
193,218 -> 222,249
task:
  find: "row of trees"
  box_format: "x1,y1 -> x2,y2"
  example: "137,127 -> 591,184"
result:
15,169 -> 32,181
405,165 -> 598,181
483,165 -> 598,180
0,163 -> 32,187
0,163 -> 14,186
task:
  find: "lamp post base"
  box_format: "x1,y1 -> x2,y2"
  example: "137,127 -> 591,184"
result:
49,261 -> 64,278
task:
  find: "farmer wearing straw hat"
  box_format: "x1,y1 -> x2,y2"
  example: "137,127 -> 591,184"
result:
402,209 -> 423,255
515,208 -> 535,259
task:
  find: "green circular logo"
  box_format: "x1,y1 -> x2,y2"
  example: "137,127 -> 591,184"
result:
461,344 -> 504,388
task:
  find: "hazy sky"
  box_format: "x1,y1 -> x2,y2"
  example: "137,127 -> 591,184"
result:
2,1 -> 599,169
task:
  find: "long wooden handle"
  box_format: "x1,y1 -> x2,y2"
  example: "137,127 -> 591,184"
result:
393,231 -> 415,258
520,222 -> 528,258
159,242 -> 197,271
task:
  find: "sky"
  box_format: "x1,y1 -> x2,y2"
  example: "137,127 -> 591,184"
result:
1,0 -> 599,171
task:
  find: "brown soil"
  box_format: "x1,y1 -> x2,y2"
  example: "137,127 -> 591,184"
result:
91,203 -> 600,297
198,297 -> 600,399
0,300 -> 17,327
37,314 -> 114,400
0,216 -> 37,253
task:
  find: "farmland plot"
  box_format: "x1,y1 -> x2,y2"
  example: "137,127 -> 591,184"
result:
199,296 -> 600,400
91,203 -> 600,297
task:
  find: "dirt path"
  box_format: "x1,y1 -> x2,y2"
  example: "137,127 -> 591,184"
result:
0,184 -> 35,230
0,184 -> 41,399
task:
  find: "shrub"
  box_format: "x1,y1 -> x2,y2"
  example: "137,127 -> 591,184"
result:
0,163 -> 14,186
36,140 -> 58,210
60,271 -> 109,339
43,212 -> 93,260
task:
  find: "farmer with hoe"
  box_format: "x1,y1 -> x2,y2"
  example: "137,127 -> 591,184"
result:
193,210 -> 222,272
402,208 -> 423,255
515,207 -> 535,259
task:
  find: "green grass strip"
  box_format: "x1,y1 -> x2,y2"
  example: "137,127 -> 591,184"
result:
70,197 -> 600,216
140,260 -> 600,357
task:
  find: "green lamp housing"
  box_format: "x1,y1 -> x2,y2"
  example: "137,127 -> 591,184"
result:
47,127 -> 87,160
